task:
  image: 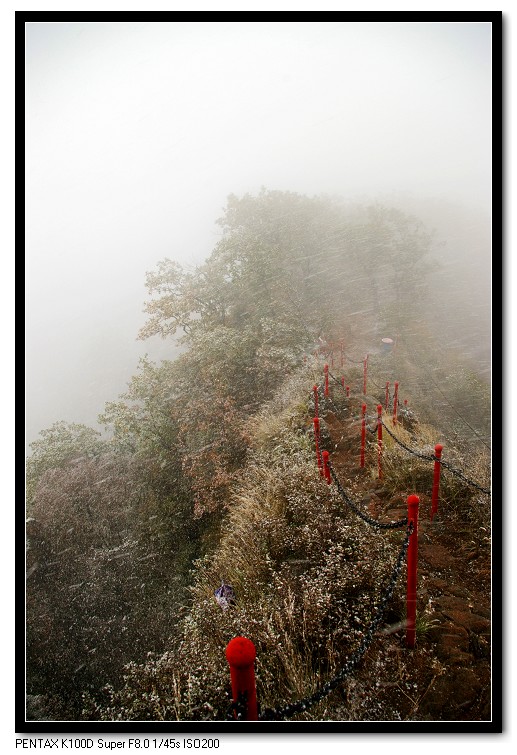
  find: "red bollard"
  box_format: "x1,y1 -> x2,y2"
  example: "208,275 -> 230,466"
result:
324,364 -> 329,398
363,355 -> 368,395
393,381 -> 399,424
360,403 -> 366,468
431,444 -> 443,522
341,376 -> 345,388
313,417 -> 323,476
313,385 -> 319,418
377,404 -> 383,479
406,495 -> 419,649
346,385 -> 350,398
385,381 -> 390,410
226,637 -> 258,720
322,450 -> 331,484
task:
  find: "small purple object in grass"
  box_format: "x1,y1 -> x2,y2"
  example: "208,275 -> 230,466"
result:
214,582 -> 236,610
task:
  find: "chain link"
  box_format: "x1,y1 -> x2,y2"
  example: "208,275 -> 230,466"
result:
328,370 -> 346,389
317,379 -> 489,497
438,459 -> 491,495
367,374 -> 385,392
329,462 -> 408,530
381,420 -> 436,461
259,523 -> 413,720
381,421 -> 490,495
342,351 -> 366,365
226,691 -> 249,720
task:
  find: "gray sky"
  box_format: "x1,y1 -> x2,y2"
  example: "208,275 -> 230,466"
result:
25,20 -> 493,447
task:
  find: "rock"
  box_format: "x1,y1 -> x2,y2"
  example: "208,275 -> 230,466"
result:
446,649 -> 476,667
433,621 -> 470,657
419,543 -> 457,570
443,610 -> 490,635
434,595 -> 470,612
448,585 -> 470,599
426,577 -> 448,592
419,667 -> 482,719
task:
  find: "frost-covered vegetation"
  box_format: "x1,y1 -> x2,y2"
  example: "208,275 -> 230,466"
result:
26,190 -> 491,721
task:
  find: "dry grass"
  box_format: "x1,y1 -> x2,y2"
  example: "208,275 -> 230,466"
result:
86,384 -> 402,720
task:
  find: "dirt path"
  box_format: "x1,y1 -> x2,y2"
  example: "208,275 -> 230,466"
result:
322,403 -> 491,721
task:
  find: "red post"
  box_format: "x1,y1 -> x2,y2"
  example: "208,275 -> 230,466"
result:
393,381 -> 399,424
360,403 -> 366,468
346,385 -> 350,398
363,355 -> 368,395
431,444 -> 443,522
226,637 -> 258,720
406,495 -> 419,649
313,417 -> 323,476
324,364 -> 329,398
377,404 -> 383,479
322,450 -> 331,484
385,381 -> 390,410
313,385 -> 319,418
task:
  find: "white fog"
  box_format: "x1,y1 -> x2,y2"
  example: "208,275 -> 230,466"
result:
25,20 -> 493,452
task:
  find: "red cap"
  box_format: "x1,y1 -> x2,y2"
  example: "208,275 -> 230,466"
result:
226,637 -> 256,668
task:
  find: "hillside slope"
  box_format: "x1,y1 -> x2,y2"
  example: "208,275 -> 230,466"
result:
84,353 -> 491,723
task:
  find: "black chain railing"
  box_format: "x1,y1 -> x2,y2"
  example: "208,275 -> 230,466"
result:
329,462 -> 408,530
380,420 -> 436,461
342,351 -> 366,366
315,377 -> 490,497
328,370 -> 346,389
381,421 -> 491,495
367,419 -> 378,434
438,459 -> 491,495
258,523 -> 413,720
226,691 -> 248,720
367,374 -> 386,392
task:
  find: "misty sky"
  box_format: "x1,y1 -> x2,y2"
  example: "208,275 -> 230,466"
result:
25,20 -> 493,449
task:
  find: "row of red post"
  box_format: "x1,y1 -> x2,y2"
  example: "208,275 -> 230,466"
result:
317,405 -> 443,520
317,362 -> 401,421
225,356 -> 445,719
226,492 -> 422,719
313,370 -> 443,521
312,339 -> 347,369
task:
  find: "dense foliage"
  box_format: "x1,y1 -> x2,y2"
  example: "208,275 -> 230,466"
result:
140,190 -> 433,347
